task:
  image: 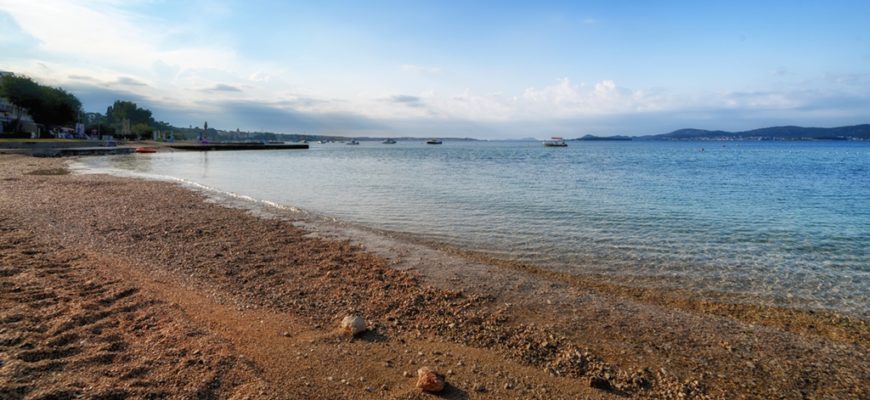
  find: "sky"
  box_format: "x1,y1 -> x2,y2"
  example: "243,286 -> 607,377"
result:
1,0 -> 868,138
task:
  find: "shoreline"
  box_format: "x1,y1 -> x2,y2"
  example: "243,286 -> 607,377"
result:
77,155 -> 867,341
1,154 -> 867,399
70,147 -> 869,320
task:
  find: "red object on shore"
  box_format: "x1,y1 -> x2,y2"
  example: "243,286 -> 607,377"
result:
135,147 -> 158,153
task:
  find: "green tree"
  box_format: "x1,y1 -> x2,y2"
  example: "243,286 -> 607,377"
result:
0,74 -> 82,135
106,100 -> 154,125
38,86 -> 82,128
106,100 -> 156,139
1,74 -> 42,133
131,122 -> 152,139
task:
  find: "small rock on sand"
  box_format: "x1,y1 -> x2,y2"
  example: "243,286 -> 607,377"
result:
415,367 -> 445,393
339,315 -> 367,336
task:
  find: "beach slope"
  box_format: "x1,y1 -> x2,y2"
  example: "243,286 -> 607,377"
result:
0,154 -> 866,399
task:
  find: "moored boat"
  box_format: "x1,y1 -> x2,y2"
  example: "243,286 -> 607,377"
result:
135,146 -> 158,153
543,136 -> 567,147
426,139 -> 442,145
347,140 -> 360,145
382,138 -> 397,144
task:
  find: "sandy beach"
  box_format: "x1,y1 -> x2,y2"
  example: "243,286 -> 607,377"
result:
0,153 -> 867,399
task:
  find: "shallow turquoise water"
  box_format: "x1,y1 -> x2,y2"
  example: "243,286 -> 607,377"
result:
77,140 -> 870,315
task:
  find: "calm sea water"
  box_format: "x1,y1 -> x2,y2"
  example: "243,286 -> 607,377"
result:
76,140 -> 870,316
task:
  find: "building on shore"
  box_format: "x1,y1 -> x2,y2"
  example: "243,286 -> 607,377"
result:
0,71 -> 40,136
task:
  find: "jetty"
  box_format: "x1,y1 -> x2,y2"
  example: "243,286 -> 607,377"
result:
29,146 -> 136,157
0,140 -> 136,157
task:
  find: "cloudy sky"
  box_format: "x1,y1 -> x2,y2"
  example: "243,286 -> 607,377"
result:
1,0 -> 868,138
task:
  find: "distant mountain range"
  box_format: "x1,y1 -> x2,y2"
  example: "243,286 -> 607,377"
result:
636,124 -> 870,141
575,134 -> 633,141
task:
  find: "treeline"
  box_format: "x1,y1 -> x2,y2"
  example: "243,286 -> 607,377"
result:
0,73 -> 181,139
0,74 -> 81,136
85,100 -> 178,139
1,73 -> 310,142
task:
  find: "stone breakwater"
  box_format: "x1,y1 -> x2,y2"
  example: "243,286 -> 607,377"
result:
0,154 -> 867,399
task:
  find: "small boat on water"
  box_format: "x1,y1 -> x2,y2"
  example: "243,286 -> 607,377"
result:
135,146 -> 158,153
382,138 -> 397,144
347,140 -> 360,145
426,139 -> 442,145
543,136 -> 567,147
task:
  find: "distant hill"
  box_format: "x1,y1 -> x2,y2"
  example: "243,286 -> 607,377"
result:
642,124 -> 870,141
574,134 -> 632,141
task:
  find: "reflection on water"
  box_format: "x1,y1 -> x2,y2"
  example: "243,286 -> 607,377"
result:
74,141 -> 870,316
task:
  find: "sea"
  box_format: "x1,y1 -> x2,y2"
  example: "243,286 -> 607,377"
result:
74,140 -> 870,316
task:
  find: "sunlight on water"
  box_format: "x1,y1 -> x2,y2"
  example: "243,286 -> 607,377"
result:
76,140 -> 870,316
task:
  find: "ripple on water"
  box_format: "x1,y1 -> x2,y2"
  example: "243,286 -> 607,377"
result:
74,141 -> 870,316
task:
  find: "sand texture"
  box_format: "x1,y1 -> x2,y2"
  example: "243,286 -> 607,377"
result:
0,154 -> 867,399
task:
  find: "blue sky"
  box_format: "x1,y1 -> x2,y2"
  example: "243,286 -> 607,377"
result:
1,0 -> 868,138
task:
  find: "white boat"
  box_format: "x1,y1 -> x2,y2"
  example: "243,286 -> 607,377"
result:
347,140 -> 360,145
543,136 -> 567,147
426,139 -> 442,145
382,138 -> 397,144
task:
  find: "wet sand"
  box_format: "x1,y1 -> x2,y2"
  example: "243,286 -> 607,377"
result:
0,154 -> 867,399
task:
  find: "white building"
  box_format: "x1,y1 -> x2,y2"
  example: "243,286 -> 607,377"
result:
0,71 -> 40,135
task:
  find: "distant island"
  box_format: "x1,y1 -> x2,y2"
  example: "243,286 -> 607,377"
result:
636,124 -> 870,141
574,134 -> 633,141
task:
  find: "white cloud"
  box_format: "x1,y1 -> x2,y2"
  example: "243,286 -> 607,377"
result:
515,78 -> 675,117
1,1 -> 866,136
248,71 -> 273,83
0,0 -> 279,105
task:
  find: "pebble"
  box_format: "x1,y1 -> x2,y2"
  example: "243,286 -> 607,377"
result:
403,371 -> 412,378
474,383 -> 487,392
415,366 -> 445,393
339,315 -> 366,336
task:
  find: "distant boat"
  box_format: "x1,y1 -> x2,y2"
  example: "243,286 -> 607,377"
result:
382,138 -> 397,144
347,140 -> 360,145
135,146 -> 158,153
543,136 -> 567,147
426,139 -> 442,145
